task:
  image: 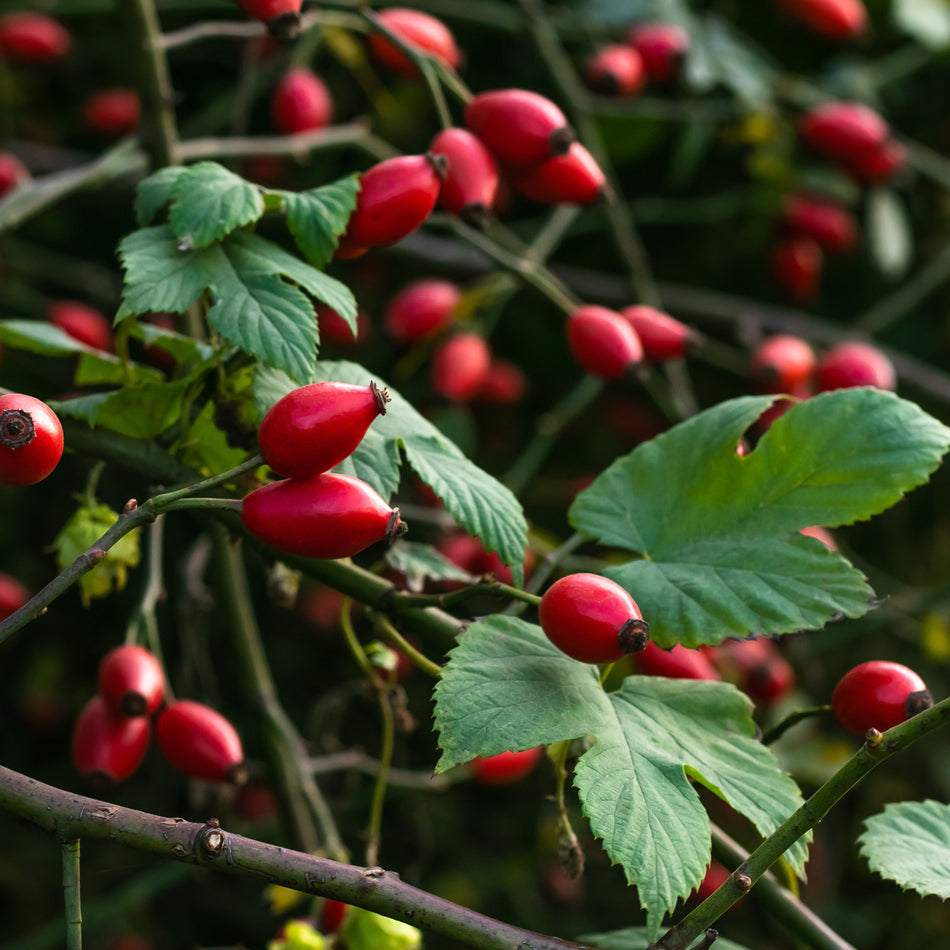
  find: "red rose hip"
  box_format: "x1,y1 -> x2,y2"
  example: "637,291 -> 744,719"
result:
539,572 -> 648,664
584,44 -> 645,97
156,699 -> 245,782
567,305 -> 643,379
258,381 -> 390,479
469,747 -> 543,785
233,0 -> 302,39
72,695 -> 151,784
0,393 -> 64,487
627,23 -> 689,83
83,88 -> 141,139
431,333 -> 491,401
0,572 -> 30,620
0,152 -> 28,197
506,142 -> 606,206
271,67 -> 333,134
47,300 -> 114,352
619,306 -> 691,363
748,334 -> 816,394
776,0 -> 867,40
799,102 -> 888,165
770,235 -> 823,303
429,127 -> 500,227
368,8 -> 461,77
97,644 -> 166,718
831,661 -> 932,736
780,194 -> 857,255
384,278 -> 461,344
0,12 -> 71,63
816,341 -> 895,391
634,642 -> 721,680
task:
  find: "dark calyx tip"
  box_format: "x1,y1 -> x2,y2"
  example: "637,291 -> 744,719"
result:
0,409 -> 35,449
618,618 -> 649,654
266,11 -> 301,41
426,152 -> 449,181
906,688 -> 934,718
119,693 -> 148,717
548,125 -> 576,158
370,380 -> 391,415
459,203 -> 491,230
387,508 -> 408,545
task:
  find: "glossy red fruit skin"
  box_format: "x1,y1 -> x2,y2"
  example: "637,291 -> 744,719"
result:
0,393 -> 64,487
83,88 -> 141,138
156,699 -> 245,782
368,8 -> 461,77
711,637 -> 795,706
816,341 -> 895,391
770,235 -> 823,303
0,152 -> 28,196
539,573 -> 647,664
0,12 -> 71,63
320,900 -> 351,934
584,44 -> 645,97
431,332 -> 491,401
781,194 -> 857,255
271,68 -> 333,134
506,142 -> 605,206
318,305 -> 370,347
634,641 -> 721,680
831,661 -> 932,737
429,128 -> 500,227
71,695 -> 151,784
465,89 -> 574,167
242,472 -> 404,559
477,358 -> 527,404
233,0 -> 302,38
47,300 -> 114,352
627,23 -> 689,83
777,0 -> 867,39
339,154 -> 445,251
439,532 -> 513,586
799,102 -> 889,165
748,334 -> 816,394
384,278 -> 461,344
97,645 -> 166,718
258,381 -> 390,479
0,572 -> 30,620
469,747 -> 543,785
567,305 -> 643,379
843,138 -> 906,184
619,306 -> 691,363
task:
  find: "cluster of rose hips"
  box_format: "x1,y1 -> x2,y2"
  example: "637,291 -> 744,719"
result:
583,21 -> 688,99
72,644 -> 245,785
241,381 -> 407,559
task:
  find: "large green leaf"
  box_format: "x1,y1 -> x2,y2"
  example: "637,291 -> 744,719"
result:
278,175 -> 360,270
859,800 -> 950,899
569,391 -> 950,646
134,166 -> 186,226
254,362 -> 529,575
168,162 -> 265,249
433,616 -> 807,936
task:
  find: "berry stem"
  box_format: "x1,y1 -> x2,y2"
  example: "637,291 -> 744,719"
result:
371,612 -> 443,679
761,704 -> 832,745
62,837 -> 82,950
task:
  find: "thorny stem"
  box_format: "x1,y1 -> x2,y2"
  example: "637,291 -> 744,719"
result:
62,839 -> 82,950
214,532 -> 347,859
652,696 -> 950,949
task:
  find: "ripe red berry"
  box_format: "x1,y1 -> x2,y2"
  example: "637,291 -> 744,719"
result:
47,300 -> 114,352
770,235 -> 823,303
318,304 -> 370,347
429,127 -> 500,227
843,138 -> 906,185
539,573 -> 648,664
156,699 -> 245,782
232,0 -> 302,39
469,747 -> 543,785
241,472 -> 406,559
694,861 -> 732,902
0,572 -> 30,620
584,44 -> 645,97
776,0 -> 867,40
258,381 -> 390,479
83,88 -> 141,139
780,194 -> 857,255
439,532 -> 513,586
799,102 -> 889,166
627,23 -> 689,83
619,306 -> 691,363
831,661 -> 932,737
711,637 -> 795,706
567,305 -> 643,379
337,153 -> 446,254
816,341 -> 895,391
320,899 -> 351,934
71,695 -> 151,784
384,278 -> 461,344
271,67 -> 333,134
0,12 -> 70,64
505,142 -> 606,206
0,393 -> 64,487
633,642 -> 721,680
431,332 -> 491,401
0,151 -> 29,197
476,358 -> 527,405
97,645 -> 166,718
465,89 -> 574,167
368,8 -> 461,77
748,334 -> 816,395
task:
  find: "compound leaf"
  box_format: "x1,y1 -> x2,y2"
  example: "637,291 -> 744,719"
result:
278,174 -> 360,270
569,390 -> 950,646
859,800 -> 950,899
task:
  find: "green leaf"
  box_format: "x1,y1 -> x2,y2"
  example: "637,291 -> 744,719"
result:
131,321 -> 216,365
893,0 -> 950,49
75,352 -> 163,387
859,800 -> 950,899
50,380 -> 192,438
569,391 -> 950,646
175,399 -> 249,476
385,540 -> 478,592
581,927 -> 751,950
866,187 -> 913,280
0,318 -> 104,356
279,175 -> 360,270
135,166 -> 186,226
433,616 -> 807,936
168,162 -> 265,249
118,224 -> 224,316
254,362 -> 529,576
